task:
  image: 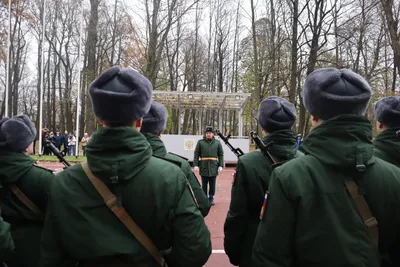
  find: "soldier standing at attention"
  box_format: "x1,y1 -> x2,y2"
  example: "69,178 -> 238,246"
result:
193,126 -> 224,206
0,115 -> 54,267
224,96 -> 302,267
252,68 -> 400,267
373,96 -> 400,167
40,66 -> 211,267
141,101 -> 211,217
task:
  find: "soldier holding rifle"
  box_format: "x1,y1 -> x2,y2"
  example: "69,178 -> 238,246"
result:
0,115 -> 54,267
224,96 -> 302,267
252,68 -> 400,267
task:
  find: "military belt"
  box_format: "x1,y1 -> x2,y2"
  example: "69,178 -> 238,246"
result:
201,157 -> 218,161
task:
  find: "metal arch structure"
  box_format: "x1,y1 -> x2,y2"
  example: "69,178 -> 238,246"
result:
152,91 -> 251,136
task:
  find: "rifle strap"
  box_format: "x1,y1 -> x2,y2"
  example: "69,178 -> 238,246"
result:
9,184 -> 44,219
344,179 -> 379,247
81,161 -> 167,267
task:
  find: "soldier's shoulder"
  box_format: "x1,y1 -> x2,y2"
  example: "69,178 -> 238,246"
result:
372,156 -> 400,176
238,150 -> 264,163
295,150 -> 305,157
273,154 -> 317,176
152,154 -> 183,168
167,152 -> 189,161
146,156 -> 187,187
32,164 -> 55,176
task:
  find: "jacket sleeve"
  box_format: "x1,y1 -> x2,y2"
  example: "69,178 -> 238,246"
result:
0,215 -> 14,260
40,183 -> 75,267
223,160 -> 248,265
187,170 -> 211,217
218,141 -> 224,167
170,179 -> 212,267
252,168 -> 295,267
193,141 -> 201,167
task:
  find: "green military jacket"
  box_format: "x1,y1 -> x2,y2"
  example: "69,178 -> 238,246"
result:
224,130 -> 303,267
143,133 -> 211,217
252,115 -> 400,267
374,127 -> 400,167
193,137 -> 224,177
40,127 -> 211,267
0,215 -> 15,261
0,151 -> 54,267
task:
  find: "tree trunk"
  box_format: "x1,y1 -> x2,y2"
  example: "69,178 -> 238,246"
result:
85,0 -> 100,134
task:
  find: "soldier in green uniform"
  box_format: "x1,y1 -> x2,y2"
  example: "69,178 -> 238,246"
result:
40,66 -> 211,267
0,115 -> 54,267
373,96 -> 400,167
140,101 -> 211,217
252,68 -> 400,267
193,126 -> 224,206
224,96 -> 302,267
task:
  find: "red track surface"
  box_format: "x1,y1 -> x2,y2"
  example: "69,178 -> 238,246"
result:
38,162 -> 236,267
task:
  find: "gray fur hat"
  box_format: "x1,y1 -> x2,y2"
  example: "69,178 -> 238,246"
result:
0,114 -> 36,152
141,101 -> 168,135
89,66 -> 153,122
258,96 -> 296,133
374,96 -> 400,127
303,68 -> 372,120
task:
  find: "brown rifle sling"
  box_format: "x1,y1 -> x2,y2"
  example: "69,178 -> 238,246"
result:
9,184 -> 44,219
344,179 -> 379,247
81,161 -> 167,267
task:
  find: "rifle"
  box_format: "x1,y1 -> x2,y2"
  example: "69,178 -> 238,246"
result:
44,139 -> 71,168
215,129 -> 244,158
249,130 -> 282,168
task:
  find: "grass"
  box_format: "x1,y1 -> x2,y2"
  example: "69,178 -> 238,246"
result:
30,155 -> 86,162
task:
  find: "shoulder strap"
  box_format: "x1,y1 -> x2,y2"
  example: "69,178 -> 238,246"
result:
344,179 -> 379,247
9,184 -> 44,219
81,161 -> 167,267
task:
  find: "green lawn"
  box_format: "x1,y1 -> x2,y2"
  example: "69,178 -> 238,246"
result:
30,155 -> 86,162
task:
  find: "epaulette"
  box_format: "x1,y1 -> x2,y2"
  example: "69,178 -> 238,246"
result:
33,164 -> 54,173
153,154 -> 182,168
168,152 -> 188,161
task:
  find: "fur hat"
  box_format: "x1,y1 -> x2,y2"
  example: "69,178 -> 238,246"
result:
374,96 -> 400,128
0,115 -> 36,152
89,66 -> 153,122
258,96 -> 296,133
303,68 -> 372,120
141,101 -> 168,135
205,126 -> 214,133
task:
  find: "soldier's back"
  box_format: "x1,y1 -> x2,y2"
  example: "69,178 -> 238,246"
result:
40,147 -> 211,267
0,152 -> 53,267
